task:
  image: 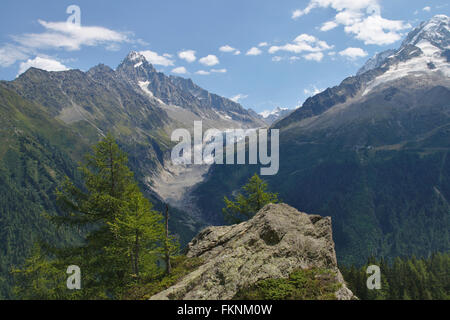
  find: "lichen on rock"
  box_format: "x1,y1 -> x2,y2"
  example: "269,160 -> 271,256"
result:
150,203 -> 355,300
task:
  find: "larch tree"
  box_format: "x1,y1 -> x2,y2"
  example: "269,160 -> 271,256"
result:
222,173 -> 279,224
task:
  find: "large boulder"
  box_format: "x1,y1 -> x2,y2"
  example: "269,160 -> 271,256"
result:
151,203 -> 354,300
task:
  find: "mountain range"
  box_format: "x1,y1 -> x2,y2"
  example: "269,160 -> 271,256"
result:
0,14 -> 449,297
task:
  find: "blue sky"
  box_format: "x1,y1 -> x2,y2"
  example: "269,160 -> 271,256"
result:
0,1 -> 449,113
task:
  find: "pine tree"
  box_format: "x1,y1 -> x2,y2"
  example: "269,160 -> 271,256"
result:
222,173 -> 279,224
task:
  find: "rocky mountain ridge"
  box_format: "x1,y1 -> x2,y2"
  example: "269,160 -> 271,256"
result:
117,51 -> 265,128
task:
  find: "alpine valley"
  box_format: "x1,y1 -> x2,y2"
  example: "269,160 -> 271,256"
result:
0,13 -> 449,299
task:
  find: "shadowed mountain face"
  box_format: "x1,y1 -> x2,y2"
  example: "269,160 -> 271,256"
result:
192,15 -> 450,265
0,85 -> 88,298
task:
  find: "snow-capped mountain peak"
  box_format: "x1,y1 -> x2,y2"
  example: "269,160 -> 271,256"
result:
117,51 -> 158,81
259,107 -> 289,118
358,15 -> 449,77
126,51 -> 146,62
258,107 -> 293,124
355,15 -> 450,96
357,49 -> 397,76
402,14 -> 450,49
122,51 -> 152,69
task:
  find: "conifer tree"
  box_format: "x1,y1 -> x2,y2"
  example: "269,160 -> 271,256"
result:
222,173 -> 279,224
107,192 -> 164,282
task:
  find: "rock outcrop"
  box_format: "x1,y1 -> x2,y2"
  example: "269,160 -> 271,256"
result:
150,203 -> 354,300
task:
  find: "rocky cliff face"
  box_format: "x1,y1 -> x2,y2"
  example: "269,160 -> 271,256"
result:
150,203 -> 354,300
116,51 -> 265,127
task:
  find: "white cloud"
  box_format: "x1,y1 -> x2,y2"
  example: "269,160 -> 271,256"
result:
211,68 -> 227,73
292,9 -> 306,20
293,0 -> 379,19
140,50 -> 175,66
199,54 -> 219,66
1,18 -> 141,69
171,66 -> 188,74
194,68 -> 226,75
423,6 -> 431,12
272,56 -> 283,62
178,50 -> 196,63
220,45 -> 240,55
269,34 -> 332,55
220,45 -> 235,52
344,15 -> 411,45
0,18 -> 145,70
304,86 -> 324,96
0,45 -> 29,67
320,21 -> 339,31
339,47 -> 368,59
246,47 -> 262,56
292,10 -> 301,19
230,94 -> 248,102
258,42 -> 269,47
303,52 -> 324,62
13,20 -> 131,51
335,10 -> 364,26
18,56 -> 69,76
195,70 -> 210,75
292,0 -> 411,45
291,0 -> 319,20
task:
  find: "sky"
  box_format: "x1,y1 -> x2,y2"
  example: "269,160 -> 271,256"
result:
0,1 -> 449,114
